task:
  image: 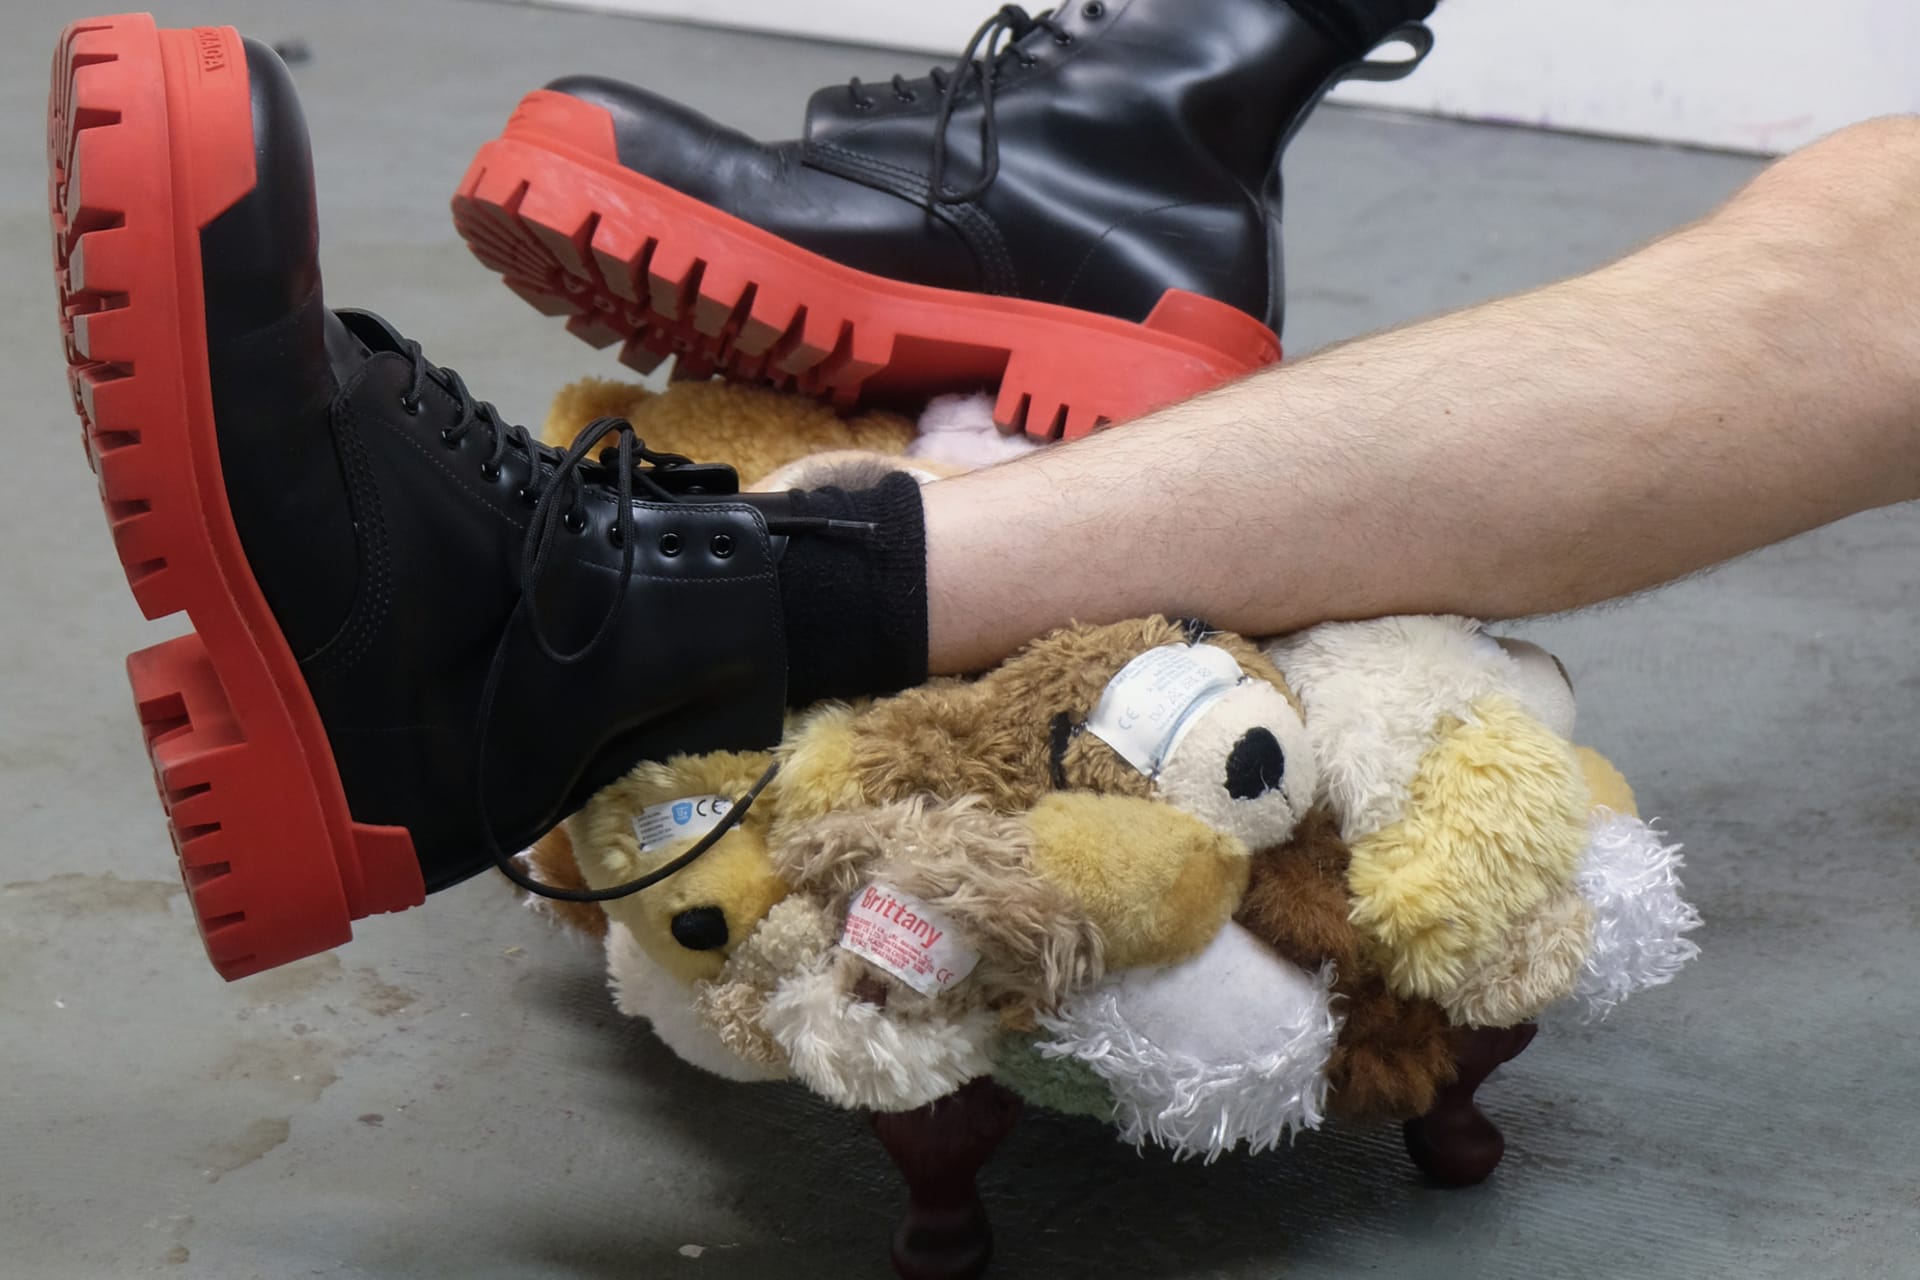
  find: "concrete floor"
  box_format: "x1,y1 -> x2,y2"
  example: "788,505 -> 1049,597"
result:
5,1 -> 1918,1276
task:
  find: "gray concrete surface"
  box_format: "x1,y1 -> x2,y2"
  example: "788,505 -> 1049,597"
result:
5,1 -> 1918,1276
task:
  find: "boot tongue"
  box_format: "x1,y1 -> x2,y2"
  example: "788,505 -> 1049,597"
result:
323,309 -> 373,367
332,308 -> 414,356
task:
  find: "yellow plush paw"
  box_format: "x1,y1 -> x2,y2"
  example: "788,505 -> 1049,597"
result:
1024,791 -> 1250,971
1436,886 -> 1593,1027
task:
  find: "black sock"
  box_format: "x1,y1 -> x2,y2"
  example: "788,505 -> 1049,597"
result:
778,472 -> 928,706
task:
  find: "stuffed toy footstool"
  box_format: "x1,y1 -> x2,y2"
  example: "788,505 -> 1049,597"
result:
518,382 -> 1704,1280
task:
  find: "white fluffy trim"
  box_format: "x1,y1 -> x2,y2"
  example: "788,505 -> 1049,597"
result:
1571,810 -> 1703,1020
604,923 -> 784,1083
907,393 -> 1043,470
761,960 -> 999,1112
1035,926 -> 1339,1162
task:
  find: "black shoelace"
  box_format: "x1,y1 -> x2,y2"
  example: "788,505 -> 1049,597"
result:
847,3 -> 1070,205
397,344 -> 781,902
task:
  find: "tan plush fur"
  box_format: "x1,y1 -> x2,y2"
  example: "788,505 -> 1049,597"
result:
1437,887 -> 1593,1028
723,800 -> 1108,1112
772,799 -> 1106,1014
571,750 -> 791,985
1024,792 -> 1248,970
1347,694 -> 1592,999
1234,807 -> 1457,1121
542,378 -> 915,486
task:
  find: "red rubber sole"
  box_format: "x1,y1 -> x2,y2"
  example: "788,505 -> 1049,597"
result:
48,14 -> 423,981
453,90 -> 1282,442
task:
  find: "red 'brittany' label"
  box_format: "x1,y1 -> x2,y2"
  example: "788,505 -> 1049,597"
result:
839,882 -> 979,996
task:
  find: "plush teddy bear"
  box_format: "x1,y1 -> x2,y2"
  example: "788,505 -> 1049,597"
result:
673,614 -> 1316,1112
525,381 -> 1701,1147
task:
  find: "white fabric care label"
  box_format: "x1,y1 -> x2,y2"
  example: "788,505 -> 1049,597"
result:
839,882 -> 979,996
631,795 -> 734,851
1085,643 -> 1244,775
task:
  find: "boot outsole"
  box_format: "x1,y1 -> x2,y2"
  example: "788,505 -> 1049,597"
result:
453,90 -> 1281,442
48,14 -> 423,981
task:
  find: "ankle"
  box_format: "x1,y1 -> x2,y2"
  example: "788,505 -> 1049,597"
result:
779,473 -> 929,705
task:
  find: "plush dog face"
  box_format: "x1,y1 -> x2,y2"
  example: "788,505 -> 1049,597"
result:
571,750 -> 790,985
1031,619 -> 1317,852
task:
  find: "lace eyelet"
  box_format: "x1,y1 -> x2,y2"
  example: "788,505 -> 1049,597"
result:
479,461 -> 502,482
517,487 -> 539,508
659,532 -> 682,557
607,526 -> 625,550
894,89 -> 917,103
852,97 -> 873,112
562,509 -> 587,534
710,533 -> 735,559
1018,53 -> 1038,67
1082,1 -> 1104,17
439,427 -> 460,449
1055,30 -> 1075,45
400,396 -> 422,416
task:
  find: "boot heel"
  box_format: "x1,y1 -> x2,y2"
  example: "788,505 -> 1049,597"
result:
129,632 -> 354,979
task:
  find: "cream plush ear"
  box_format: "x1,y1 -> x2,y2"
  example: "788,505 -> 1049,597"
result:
760,957 -> 1003,1112
691,896 -> 840,1074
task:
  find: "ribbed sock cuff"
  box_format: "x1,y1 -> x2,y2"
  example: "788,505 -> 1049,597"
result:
779,472 -> 928,706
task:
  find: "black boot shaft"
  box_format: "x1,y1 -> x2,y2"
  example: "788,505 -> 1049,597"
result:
202,40 -> 357,658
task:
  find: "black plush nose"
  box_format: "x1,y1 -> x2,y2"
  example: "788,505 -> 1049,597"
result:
1224,728 -> 1286,800
670,906 -> 729,951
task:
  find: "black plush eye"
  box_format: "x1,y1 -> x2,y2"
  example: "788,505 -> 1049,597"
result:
1048,712 -> 1076,789
1224,728 -> 1285,799
670,906 -> 729,951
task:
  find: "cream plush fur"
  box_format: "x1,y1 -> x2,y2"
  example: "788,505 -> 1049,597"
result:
1267,616 -> 1554,843
605,922 -> 784,1084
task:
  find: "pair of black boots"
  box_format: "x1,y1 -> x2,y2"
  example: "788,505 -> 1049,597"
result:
47,1 -> 1433,978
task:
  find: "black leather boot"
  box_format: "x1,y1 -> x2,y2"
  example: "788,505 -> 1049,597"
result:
455,0 -> 1433,439
50,18 -> 823,980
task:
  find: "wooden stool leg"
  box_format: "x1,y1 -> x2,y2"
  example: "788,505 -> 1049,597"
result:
868,1078 -> 1023,1280
1402,1023 -> 1538,1187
